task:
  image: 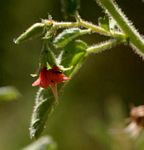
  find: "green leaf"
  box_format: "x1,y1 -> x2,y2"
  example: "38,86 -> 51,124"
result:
53,28 -> 90,48
40,42 -> 57,68
98,16 -> 110,31
62,40 -> 87,76
22,136 -> 57,150
61,0 -> 80,17
14,23 -> 45,44
30,88 -> 56,139
0,86 -> 21,101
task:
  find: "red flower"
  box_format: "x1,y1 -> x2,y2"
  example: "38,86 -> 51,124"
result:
32,66 -> 69,88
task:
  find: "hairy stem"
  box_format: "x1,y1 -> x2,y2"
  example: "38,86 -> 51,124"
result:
45,18 -> 126,40
87,39 -> 122,54
97,0 -> 144,57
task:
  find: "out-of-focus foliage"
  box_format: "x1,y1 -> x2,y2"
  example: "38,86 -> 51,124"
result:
87,98 -> 144,150
61,0 -> 80,18
0,86 -> 20,101
22,136 -> 57,150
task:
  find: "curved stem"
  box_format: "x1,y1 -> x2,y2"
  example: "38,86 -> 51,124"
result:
97,0 -> 144,56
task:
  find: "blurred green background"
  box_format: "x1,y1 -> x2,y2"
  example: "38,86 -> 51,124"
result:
0,0 -> 144,149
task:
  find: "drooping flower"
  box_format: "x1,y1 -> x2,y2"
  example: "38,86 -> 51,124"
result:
32,66 -> 69,101
32,66 -> 69,88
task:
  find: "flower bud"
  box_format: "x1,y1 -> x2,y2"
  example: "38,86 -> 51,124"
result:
14,23 -> 44,44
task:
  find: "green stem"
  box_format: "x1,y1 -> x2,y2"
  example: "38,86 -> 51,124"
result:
54,21 -> 78,28
87,39 -> 122,54
78,20 -> 110,36
97,0 -> 144,56
79,19 -> 125,39
45,18 -> 126,39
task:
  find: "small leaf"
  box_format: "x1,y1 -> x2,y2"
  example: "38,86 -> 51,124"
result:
14,23 -> 45,44
98,16 -> 110,31
53,28 -> 90,48
30,88 -> 56,139
61,0 -> 80,18
62,40 -> 87,66
62,40 -> 87,76
0,86 -> 21,101
22,136 -> 57,150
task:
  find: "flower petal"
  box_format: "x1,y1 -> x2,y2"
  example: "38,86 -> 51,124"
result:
32,78 -> 41,86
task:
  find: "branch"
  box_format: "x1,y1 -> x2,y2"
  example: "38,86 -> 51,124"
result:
44,16 -> 126,39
